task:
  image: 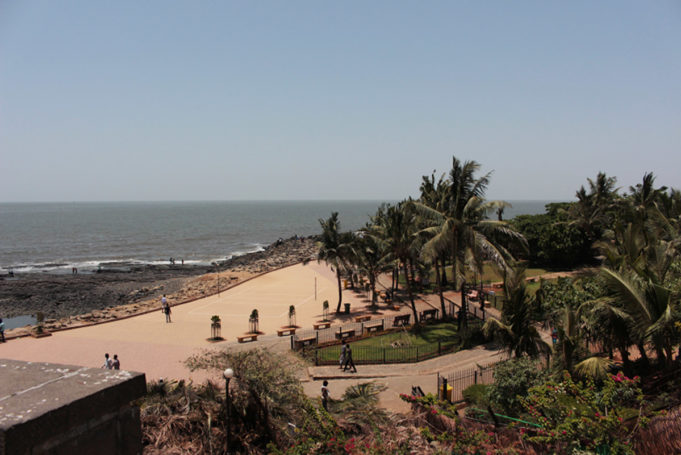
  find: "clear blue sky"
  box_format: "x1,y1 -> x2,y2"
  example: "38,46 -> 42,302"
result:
1,1 -> 679,202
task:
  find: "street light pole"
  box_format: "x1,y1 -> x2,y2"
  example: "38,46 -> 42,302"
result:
223,368 -> 234,452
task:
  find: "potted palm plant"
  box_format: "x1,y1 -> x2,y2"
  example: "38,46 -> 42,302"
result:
249,309 -> 259,333
322,300 -> 329,322
288,305 -> 296,327
210,315 -> 222,340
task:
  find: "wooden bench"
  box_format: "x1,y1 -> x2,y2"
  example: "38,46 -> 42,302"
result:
364,320 -> 384,333
354,315 -> 371,323
237,334 -> 258,343
313,321 -> 331,330
295,336 -> 317,348
335,329 -> 356,340
393,314 -> 411,327
420,309 -> 438,322
277,327 -> 296,336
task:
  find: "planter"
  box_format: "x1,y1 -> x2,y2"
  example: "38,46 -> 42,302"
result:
30,330 -> 52,338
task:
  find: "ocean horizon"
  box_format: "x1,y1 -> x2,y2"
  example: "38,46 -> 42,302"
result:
0,200 -> 561,274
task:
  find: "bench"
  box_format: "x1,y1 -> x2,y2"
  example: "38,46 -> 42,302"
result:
313,321 -> 331,330
393,314 -> 411,327
277,327 -> 296,336
364,320 -> 384,333
295,336 -> 317,348
237,334 -> 258,343
335,329 -> 356,340
354,315 -> 371,323
420,309 -> 438,322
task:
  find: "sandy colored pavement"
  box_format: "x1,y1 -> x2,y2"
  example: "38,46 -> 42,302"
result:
0,263 -> 418,383
1,262 -> 509,413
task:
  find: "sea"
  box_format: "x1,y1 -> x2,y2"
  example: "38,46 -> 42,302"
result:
0,200 -> 554,275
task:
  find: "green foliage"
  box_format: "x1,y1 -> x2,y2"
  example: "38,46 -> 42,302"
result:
520,371 -> 645,454
487,357 -> 547,416
462,384 -> 490,407
511,205 -> 592,268
210,315 -> 220,323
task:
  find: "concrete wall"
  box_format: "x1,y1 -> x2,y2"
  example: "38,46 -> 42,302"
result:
0,360 -> 146,455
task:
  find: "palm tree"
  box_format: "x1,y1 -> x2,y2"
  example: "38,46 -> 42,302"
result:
317,212 -> 352,313
374,202 -> 420,324
414,157 -> 526,292
483,268 -> 550,358
568,172 -> 618,244
352,229 -> 390,307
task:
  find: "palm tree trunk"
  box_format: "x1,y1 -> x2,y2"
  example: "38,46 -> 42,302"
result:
335,268 -> 343,313
440,256 -> 448,286
637,342 -> 650,367
402,262 -> 419,326
434,260 -> 446,319
369,274 -> 377,306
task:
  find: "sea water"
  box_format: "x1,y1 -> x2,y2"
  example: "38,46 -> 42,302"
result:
0,200 -> 554,274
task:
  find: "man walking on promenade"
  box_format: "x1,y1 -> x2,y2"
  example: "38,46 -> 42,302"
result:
112,354 -> 120,370
0,318 -> 5,342
161,295 -> 172,323
342,344 -> 357,373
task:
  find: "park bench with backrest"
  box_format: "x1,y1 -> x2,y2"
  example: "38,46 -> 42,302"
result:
392,314 -> 411,327
354,315 -> 371,323
313,321 -> 331,330
237,334 -> 258,343
277,327 -> 296,336
420,309 -> 438,322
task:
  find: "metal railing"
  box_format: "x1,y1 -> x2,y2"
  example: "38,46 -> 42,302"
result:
437,362 -> 497,403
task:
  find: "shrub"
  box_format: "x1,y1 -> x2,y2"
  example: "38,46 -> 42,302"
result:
487,357 -> 547,416
462,384 -> 490,407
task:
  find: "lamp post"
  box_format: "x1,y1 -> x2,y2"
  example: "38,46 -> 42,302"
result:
223,367 -> 234,452
213,262 -> 221,296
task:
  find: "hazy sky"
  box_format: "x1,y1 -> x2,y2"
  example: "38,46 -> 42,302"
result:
1,1 -> 679,202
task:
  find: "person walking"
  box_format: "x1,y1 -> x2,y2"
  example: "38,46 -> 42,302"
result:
102,353 -> 113,369
342,344 -> 357,373
161,295 -> 172,323
0,318 -> 5,343
339,341 -> 347,369
112,354 -> 120,370
321,380 -> 330,411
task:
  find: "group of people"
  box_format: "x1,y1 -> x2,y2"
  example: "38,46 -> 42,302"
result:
339,340 -> 357,373
101,352 -> 120,370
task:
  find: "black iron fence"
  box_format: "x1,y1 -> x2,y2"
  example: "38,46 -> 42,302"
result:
437,362 -> 497,403
311,340 -> 461,366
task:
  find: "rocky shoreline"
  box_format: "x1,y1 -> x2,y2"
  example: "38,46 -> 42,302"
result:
0,236 -> 318,334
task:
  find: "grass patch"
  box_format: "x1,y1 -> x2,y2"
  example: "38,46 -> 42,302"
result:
313,322 -> 480,364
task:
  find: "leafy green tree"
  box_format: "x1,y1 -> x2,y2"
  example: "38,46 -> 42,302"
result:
486,357 -> 547,416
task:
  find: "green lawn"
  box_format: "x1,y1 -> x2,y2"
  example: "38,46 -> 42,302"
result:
313,322 -> 476,364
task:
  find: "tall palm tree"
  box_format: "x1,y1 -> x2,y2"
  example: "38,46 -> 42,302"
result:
483,268 -> 550,358
317,212 -> 352,313
414,157 -> 526,291
352,229 -> 390,307
374,202 -> 420,324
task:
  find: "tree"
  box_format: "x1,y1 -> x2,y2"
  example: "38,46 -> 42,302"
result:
483,268 -> 550,359
415,157 -> 526,296
318,212 -> 352,313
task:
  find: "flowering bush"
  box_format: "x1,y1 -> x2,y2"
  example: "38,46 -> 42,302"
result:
519,371 -> 645,454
